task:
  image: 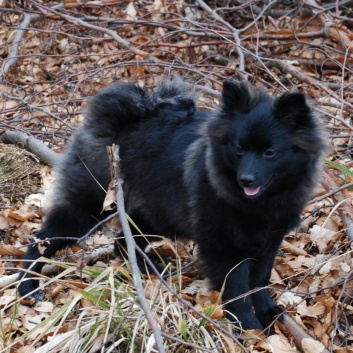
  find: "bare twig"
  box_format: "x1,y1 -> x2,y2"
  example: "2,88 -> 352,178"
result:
108,145 -> 166,353
240,0 -> 280,33
0,12 -> 42,82
308,181 -> 353,205
322,167 -> 353,240
30,1 -> 155,59
16,211 -> 118,255
271,60 -> 353,114
196,0 -> 247,79
1,91 -> 76,131
160,332 -> 215,352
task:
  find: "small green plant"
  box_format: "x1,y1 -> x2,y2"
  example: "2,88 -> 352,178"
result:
325,159 -> 353,178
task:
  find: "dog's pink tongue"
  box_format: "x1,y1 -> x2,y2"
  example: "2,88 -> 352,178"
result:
244,186 -> 261,196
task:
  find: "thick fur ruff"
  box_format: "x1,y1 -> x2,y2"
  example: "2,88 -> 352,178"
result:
18,77 -> 326,330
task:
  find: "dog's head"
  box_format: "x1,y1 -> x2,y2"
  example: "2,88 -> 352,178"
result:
205,80 -> 326,200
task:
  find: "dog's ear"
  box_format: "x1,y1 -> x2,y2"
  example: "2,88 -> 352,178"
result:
222,80 -> 259,112
275,92 -> 326,152
274,92 -> 313,128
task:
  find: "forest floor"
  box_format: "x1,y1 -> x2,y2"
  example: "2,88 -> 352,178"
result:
0,0 -> 353,352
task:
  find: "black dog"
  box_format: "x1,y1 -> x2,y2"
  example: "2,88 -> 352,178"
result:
18,77 -> 325,330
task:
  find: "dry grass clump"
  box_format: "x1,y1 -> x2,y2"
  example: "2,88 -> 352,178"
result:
1,259 -> 240,353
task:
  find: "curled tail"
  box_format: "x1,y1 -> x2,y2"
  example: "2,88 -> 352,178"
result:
85,76 -> 196,136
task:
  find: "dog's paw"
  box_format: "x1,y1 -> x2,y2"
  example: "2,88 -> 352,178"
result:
257,304 -> 284,328
18,280 -> 45,303
226,311 -> 264,332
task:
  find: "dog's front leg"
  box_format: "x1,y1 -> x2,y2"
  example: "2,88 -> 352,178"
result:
250,242 -> 284,329
198,245 -> 264,330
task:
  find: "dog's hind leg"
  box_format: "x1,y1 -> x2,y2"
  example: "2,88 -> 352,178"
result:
18,201 -> 104,301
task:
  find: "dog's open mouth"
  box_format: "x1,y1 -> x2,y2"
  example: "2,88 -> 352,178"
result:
243,186 -> 261,196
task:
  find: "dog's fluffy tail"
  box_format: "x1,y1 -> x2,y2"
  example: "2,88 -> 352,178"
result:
85,76 -> 196,136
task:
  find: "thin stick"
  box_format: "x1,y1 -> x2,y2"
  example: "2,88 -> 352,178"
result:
109,145 -> 166,353
1,91 -> 76,131
308,181 -> 353,205
322,168 -> 353,240
31,1 -> 153,58
0,12 -> 42,82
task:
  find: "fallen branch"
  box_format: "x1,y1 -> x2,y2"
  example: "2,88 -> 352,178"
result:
0,273 -> 19,289
108,145 -> 166,353
283,314 -> 330,353
1,131 -> 61,167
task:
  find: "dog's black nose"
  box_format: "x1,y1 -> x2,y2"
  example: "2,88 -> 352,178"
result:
239,174 -> 255,187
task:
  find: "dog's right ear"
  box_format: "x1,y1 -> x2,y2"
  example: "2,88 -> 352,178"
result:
222,80 -> 259,112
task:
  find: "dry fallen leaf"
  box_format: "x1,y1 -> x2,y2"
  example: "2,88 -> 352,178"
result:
310,225 -> 337,253
102,181 -> 116,212
277,292 -> 303,308
266,334 -> 299,353
0,244 -> 25,256
302,337 -> 326,353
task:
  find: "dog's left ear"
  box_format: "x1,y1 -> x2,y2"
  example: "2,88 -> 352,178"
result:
222,80 -> 259,112
274,92 -> 313,128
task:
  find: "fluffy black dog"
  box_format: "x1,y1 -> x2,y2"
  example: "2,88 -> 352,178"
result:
18,77 -> 325,330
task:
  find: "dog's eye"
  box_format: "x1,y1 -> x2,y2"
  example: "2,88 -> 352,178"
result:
263,149 -> 276,157
235,145 -> 244,156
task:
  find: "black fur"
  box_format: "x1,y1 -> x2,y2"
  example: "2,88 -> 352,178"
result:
18,77 -> 326,330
